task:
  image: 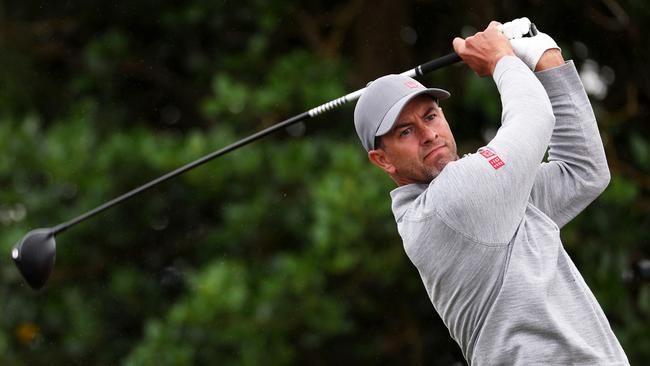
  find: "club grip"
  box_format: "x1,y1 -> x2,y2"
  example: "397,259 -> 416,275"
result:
415,22 -> 538,77
416,52 -> 462,76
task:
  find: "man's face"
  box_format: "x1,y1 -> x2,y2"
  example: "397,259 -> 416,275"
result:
368,95 -> 458,185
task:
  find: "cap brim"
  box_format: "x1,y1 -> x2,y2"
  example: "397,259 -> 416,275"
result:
375,88 -> 450,138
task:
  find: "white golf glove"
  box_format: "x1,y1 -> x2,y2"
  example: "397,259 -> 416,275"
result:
499,17 -> 560,71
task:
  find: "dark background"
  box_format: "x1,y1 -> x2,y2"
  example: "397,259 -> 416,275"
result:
1,0 -> 648,364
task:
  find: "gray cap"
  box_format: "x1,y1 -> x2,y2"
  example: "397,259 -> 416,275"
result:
354,74 -> 450,151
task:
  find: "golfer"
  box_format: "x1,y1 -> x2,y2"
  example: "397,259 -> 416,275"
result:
354,20 -> 629,365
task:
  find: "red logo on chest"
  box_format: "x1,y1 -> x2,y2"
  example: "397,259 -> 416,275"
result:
488,156 -> 505,170
479,148 -> 505,170
479,149 -> 495,158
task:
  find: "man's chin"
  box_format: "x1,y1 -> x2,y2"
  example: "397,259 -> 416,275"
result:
399,154 -> 459,185
436,152 -> 460,170
436,159 -> 451,171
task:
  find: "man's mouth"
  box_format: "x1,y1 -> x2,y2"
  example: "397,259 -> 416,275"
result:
424,144 -> 446,161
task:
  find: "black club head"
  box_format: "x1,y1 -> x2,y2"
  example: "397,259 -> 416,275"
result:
12,228 -> 56,290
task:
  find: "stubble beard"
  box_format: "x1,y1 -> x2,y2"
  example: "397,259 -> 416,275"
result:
404,151 -> 459,184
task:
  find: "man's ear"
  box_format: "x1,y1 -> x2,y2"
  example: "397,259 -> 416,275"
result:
368,149 -> 396,175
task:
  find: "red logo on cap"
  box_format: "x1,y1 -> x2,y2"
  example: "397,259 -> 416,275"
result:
404,80 -> 422,89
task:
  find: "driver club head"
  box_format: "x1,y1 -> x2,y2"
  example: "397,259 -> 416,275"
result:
12,228 -> 56,290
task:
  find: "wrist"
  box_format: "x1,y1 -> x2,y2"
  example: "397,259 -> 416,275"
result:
534,49 -> 564,71
491,50 -> 516,75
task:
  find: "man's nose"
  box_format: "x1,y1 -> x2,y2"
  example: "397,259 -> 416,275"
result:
419,124 -> 439,144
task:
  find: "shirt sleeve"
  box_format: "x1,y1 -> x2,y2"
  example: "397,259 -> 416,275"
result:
422,56 -> 555,244
528,61 -> 611,228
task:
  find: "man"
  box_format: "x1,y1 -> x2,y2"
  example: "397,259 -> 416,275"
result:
354,20 -> 629,365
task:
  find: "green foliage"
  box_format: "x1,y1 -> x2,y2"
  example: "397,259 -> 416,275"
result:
202,50 -> 347,132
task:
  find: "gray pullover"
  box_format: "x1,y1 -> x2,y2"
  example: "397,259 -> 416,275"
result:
390,56 -> 629,365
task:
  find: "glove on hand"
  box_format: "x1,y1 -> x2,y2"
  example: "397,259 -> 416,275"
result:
499,17 -> 532,40
499,17 -> 560,71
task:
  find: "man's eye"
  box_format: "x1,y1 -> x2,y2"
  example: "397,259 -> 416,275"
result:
425,114 -> 436,121
400,128 -> 411,137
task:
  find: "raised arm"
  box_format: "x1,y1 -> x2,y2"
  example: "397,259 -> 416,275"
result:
529,53 -> 610,228
425,23 -> 555,244
495,20 -> 610,227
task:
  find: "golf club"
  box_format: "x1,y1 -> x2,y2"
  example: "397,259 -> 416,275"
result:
11,24 -> 538,290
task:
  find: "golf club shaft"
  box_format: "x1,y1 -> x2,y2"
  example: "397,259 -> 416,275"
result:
51,20 -> 542,236
51,52 -> 464,236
